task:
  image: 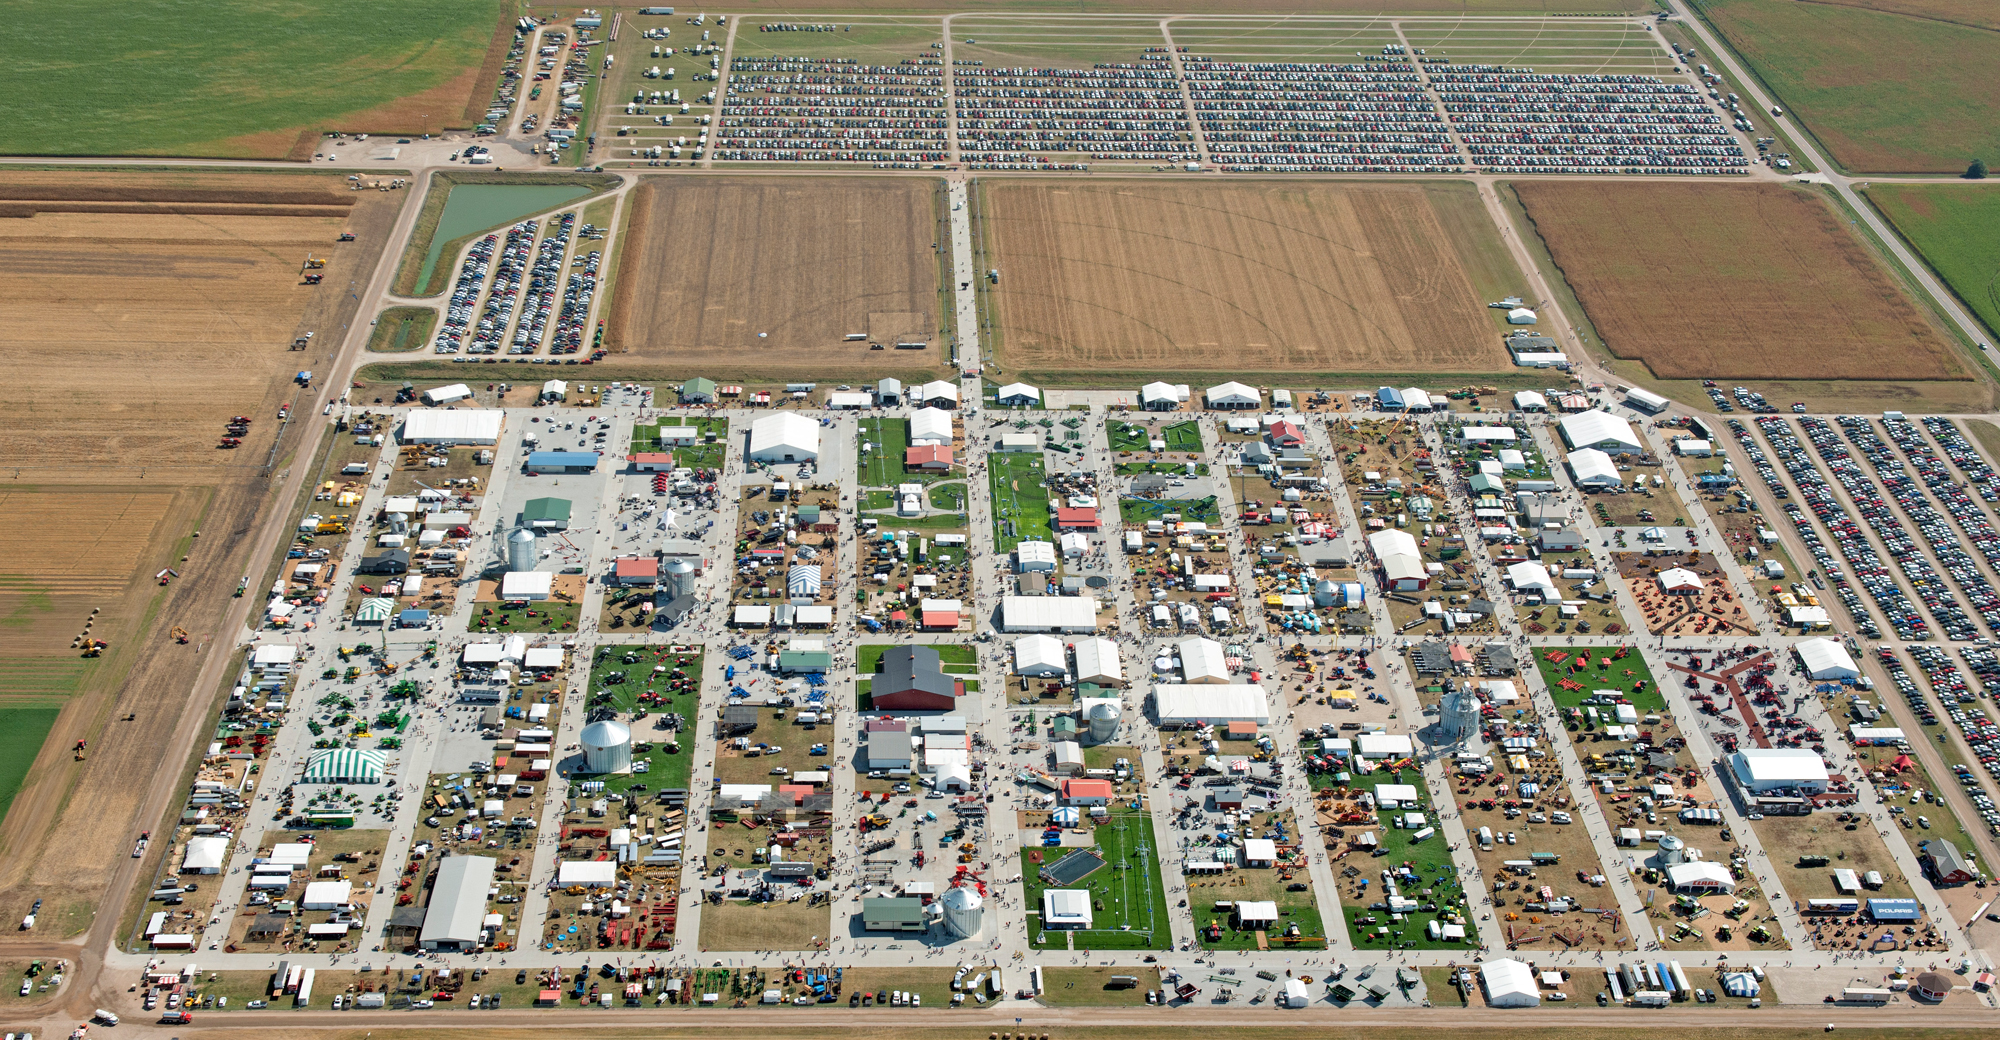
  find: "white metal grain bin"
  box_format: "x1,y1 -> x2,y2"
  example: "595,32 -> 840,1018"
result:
580,719 -> 633,774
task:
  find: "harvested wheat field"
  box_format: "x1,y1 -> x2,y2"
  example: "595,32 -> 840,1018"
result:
982,181 -> 1516,381
1515,182 -> 1964,382
610,178 -> 944,372
0,170 -> 397,933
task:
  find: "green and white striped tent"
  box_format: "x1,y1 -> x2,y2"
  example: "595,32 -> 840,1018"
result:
303,748 -> 386,785
354,597 -> 396,624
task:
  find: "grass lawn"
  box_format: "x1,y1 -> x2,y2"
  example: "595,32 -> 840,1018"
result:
4,0 -> 505,157
1337,769 -> 1479,952
585,644 -> 703,714
1020,810 -> 1170,951
1865,184 -> 2000,343
841,968 -> 970,1008
1038,967 -> 1161,1006
1115,462 -> 1188,475
0,707 -> 61,825
1119,496 -> 1220,525
712,707 -> 819,785
1163,420 -> 1203,453
929,483 -> 965,510
989,452 -> 1051,553
1533,646 -> 1664,711
1190,862 -> 1330,951
367,307 -> 437,353
1698,0 -> 2000,174
1107,420 -> 1150,453
861,418 -> 950,486
633,417 -> 728,469
471,598 -> 578,635
697,897 -> 831,952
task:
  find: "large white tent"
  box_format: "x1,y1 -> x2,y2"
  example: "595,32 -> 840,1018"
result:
1177,637 -> 1229,684
1000,596 -> 1096,632
1013,634 -> 1067,676
909,407 -> 953,446
1506,561 -> 1558,600
400,409 -> 503,445
1071,636 -> 1123,686
1557,409 -> 1642,454
1205,381 -> 1259,409
1480,959 -> 1540,1007
1153,685 -> 1269,726
1795,637 -> 1859,680
748,413 -> 821,462
1566,448 -> 1623,487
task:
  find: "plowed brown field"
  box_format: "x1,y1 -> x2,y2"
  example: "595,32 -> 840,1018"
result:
982,182 -> 1512,380
1515,181 -> 1965,381
610,178 -> 944,372
0,170 -> 398,935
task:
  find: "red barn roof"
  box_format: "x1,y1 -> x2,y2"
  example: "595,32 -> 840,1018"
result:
1055,507 -> 1098,528
905,444 -> 953,468
1061,778 -> 1115,801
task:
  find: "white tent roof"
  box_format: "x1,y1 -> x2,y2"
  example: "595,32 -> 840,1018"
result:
1059,531 -> 1089,556
1140,380 -> 1181,403
500,571 -> 553,599
734,605 -> 772,625
1795,637 -> 1858,679
1566,448 -> 1622,485
1558,409 -> 1641,453
1177,636 -> 1229,683
999,596 -> 1096,632
1666,861 -> 1736,893
1153,685 -> 1269,725
1367,528 -> 1419,561
557,861 -> 618,886
182,836 -> 228,871
1357,733 -> 1414,757
303,880 -> 353,909
400,409 -> 503,444
421,855 -> 496,948
787,564 -> 822,597
1015,540 -> 1057,570
462,642 -> 505,665
1658,567 -> 1704,591
1072,636 -> 1123,685
748,412 -> 820,461
1480,959 -> 1540,1007
541,379 -> 568,397
1042,889 -> 1092,928
522,646 -> 564,670
1233,899 -> 1278,922
1507,561 -> 1557,596
1514,390 -> 1547,410
1205,381 -> 1259,406
1241,837 -> 1277,863
1732,747 -> 1830,785
909,407 -> 953,445
918,380 -> 960,405
1013,634 -> 1066,675
996,382 -> 1040,402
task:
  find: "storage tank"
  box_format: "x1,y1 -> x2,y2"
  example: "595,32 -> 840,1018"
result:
580,719 -> 633,774
1086,701 -> 1119,744
1657,834 -> 1687,867
1313,579 -> 1339,608
1439,689 -> 1481,747
662,557 -> 697,599
940,884 -> 983,938
507,527 -> 538,572
388,512 -> 409,535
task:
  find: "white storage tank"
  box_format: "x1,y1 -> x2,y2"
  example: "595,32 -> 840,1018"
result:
662,557 -> 697,599
1087,701 -> 1119,743
580,719 -> 633,774
507,527 -> 538,572
940,884 -> 983,938
1657,834 -> 1687,867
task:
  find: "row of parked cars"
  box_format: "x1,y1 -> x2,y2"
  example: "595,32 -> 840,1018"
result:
468,220 -> 537,354
1832,416 -> 1991,639
1901,646 -> 2000,832
1921,417 -> 2000,505
1754,416 -> 1916,638
434,233 -> 500,353
510,211 -> 575,353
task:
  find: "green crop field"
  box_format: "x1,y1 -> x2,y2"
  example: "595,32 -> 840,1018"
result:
0,708 -> 61,824
1865,184 -> 2000,341
1695,0 -> 2000,173
5,0 -> 506,158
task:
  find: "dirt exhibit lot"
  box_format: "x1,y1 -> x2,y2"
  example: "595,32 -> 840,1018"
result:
982,181 -> 1516,380
610,178 -> 947,374
1514,182 -> 1965,382
0,170 -> 397,932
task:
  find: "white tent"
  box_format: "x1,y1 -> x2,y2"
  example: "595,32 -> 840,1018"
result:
1177,637 -> 1229,684
786,564 -> 822,597
1367,528 -> 1419,560
302,880 -> 353,910
1506,561 -> 1557,600
1140,381 -> 1185,409
400,409 -> 503,445
1153,685 -> 1269,726
557,861 -> 618,887
1013,634 -> 1067,676
1204,381 -> 1259,409
421,383 -> 473,405
995,382 -> 1040,406
1795,637 -> 1858,680
182,836 -> 228,873
1657,567 -> 1704,593
1557,410 -> 1642,454
1566,448 -> 1622,487
1015,540 -> 1057,572
909,407 -> 953,446
1514,390 -> 1547,411
500,571 -> 553,600
1480,959 -> 1540,1007
1071,637 -> 1123,685
999,596 -> 1096,632
748,413 -> 820,462
1665,861 -> 1736,894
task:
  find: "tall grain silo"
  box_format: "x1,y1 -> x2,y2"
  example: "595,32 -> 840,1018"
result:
1657,834 -> 1687,867
940,884 -> 984,938
580,719 -> 633,774
507,527 -> 538,572
661,557 -> 697,599
1439,689 -> 1481,749
1086,701 -> 1119,744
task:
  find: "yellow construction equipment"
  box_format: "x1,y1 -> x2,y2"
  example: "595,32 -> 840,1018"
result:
171,626 -> 189,644
302,255 -> 327,270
